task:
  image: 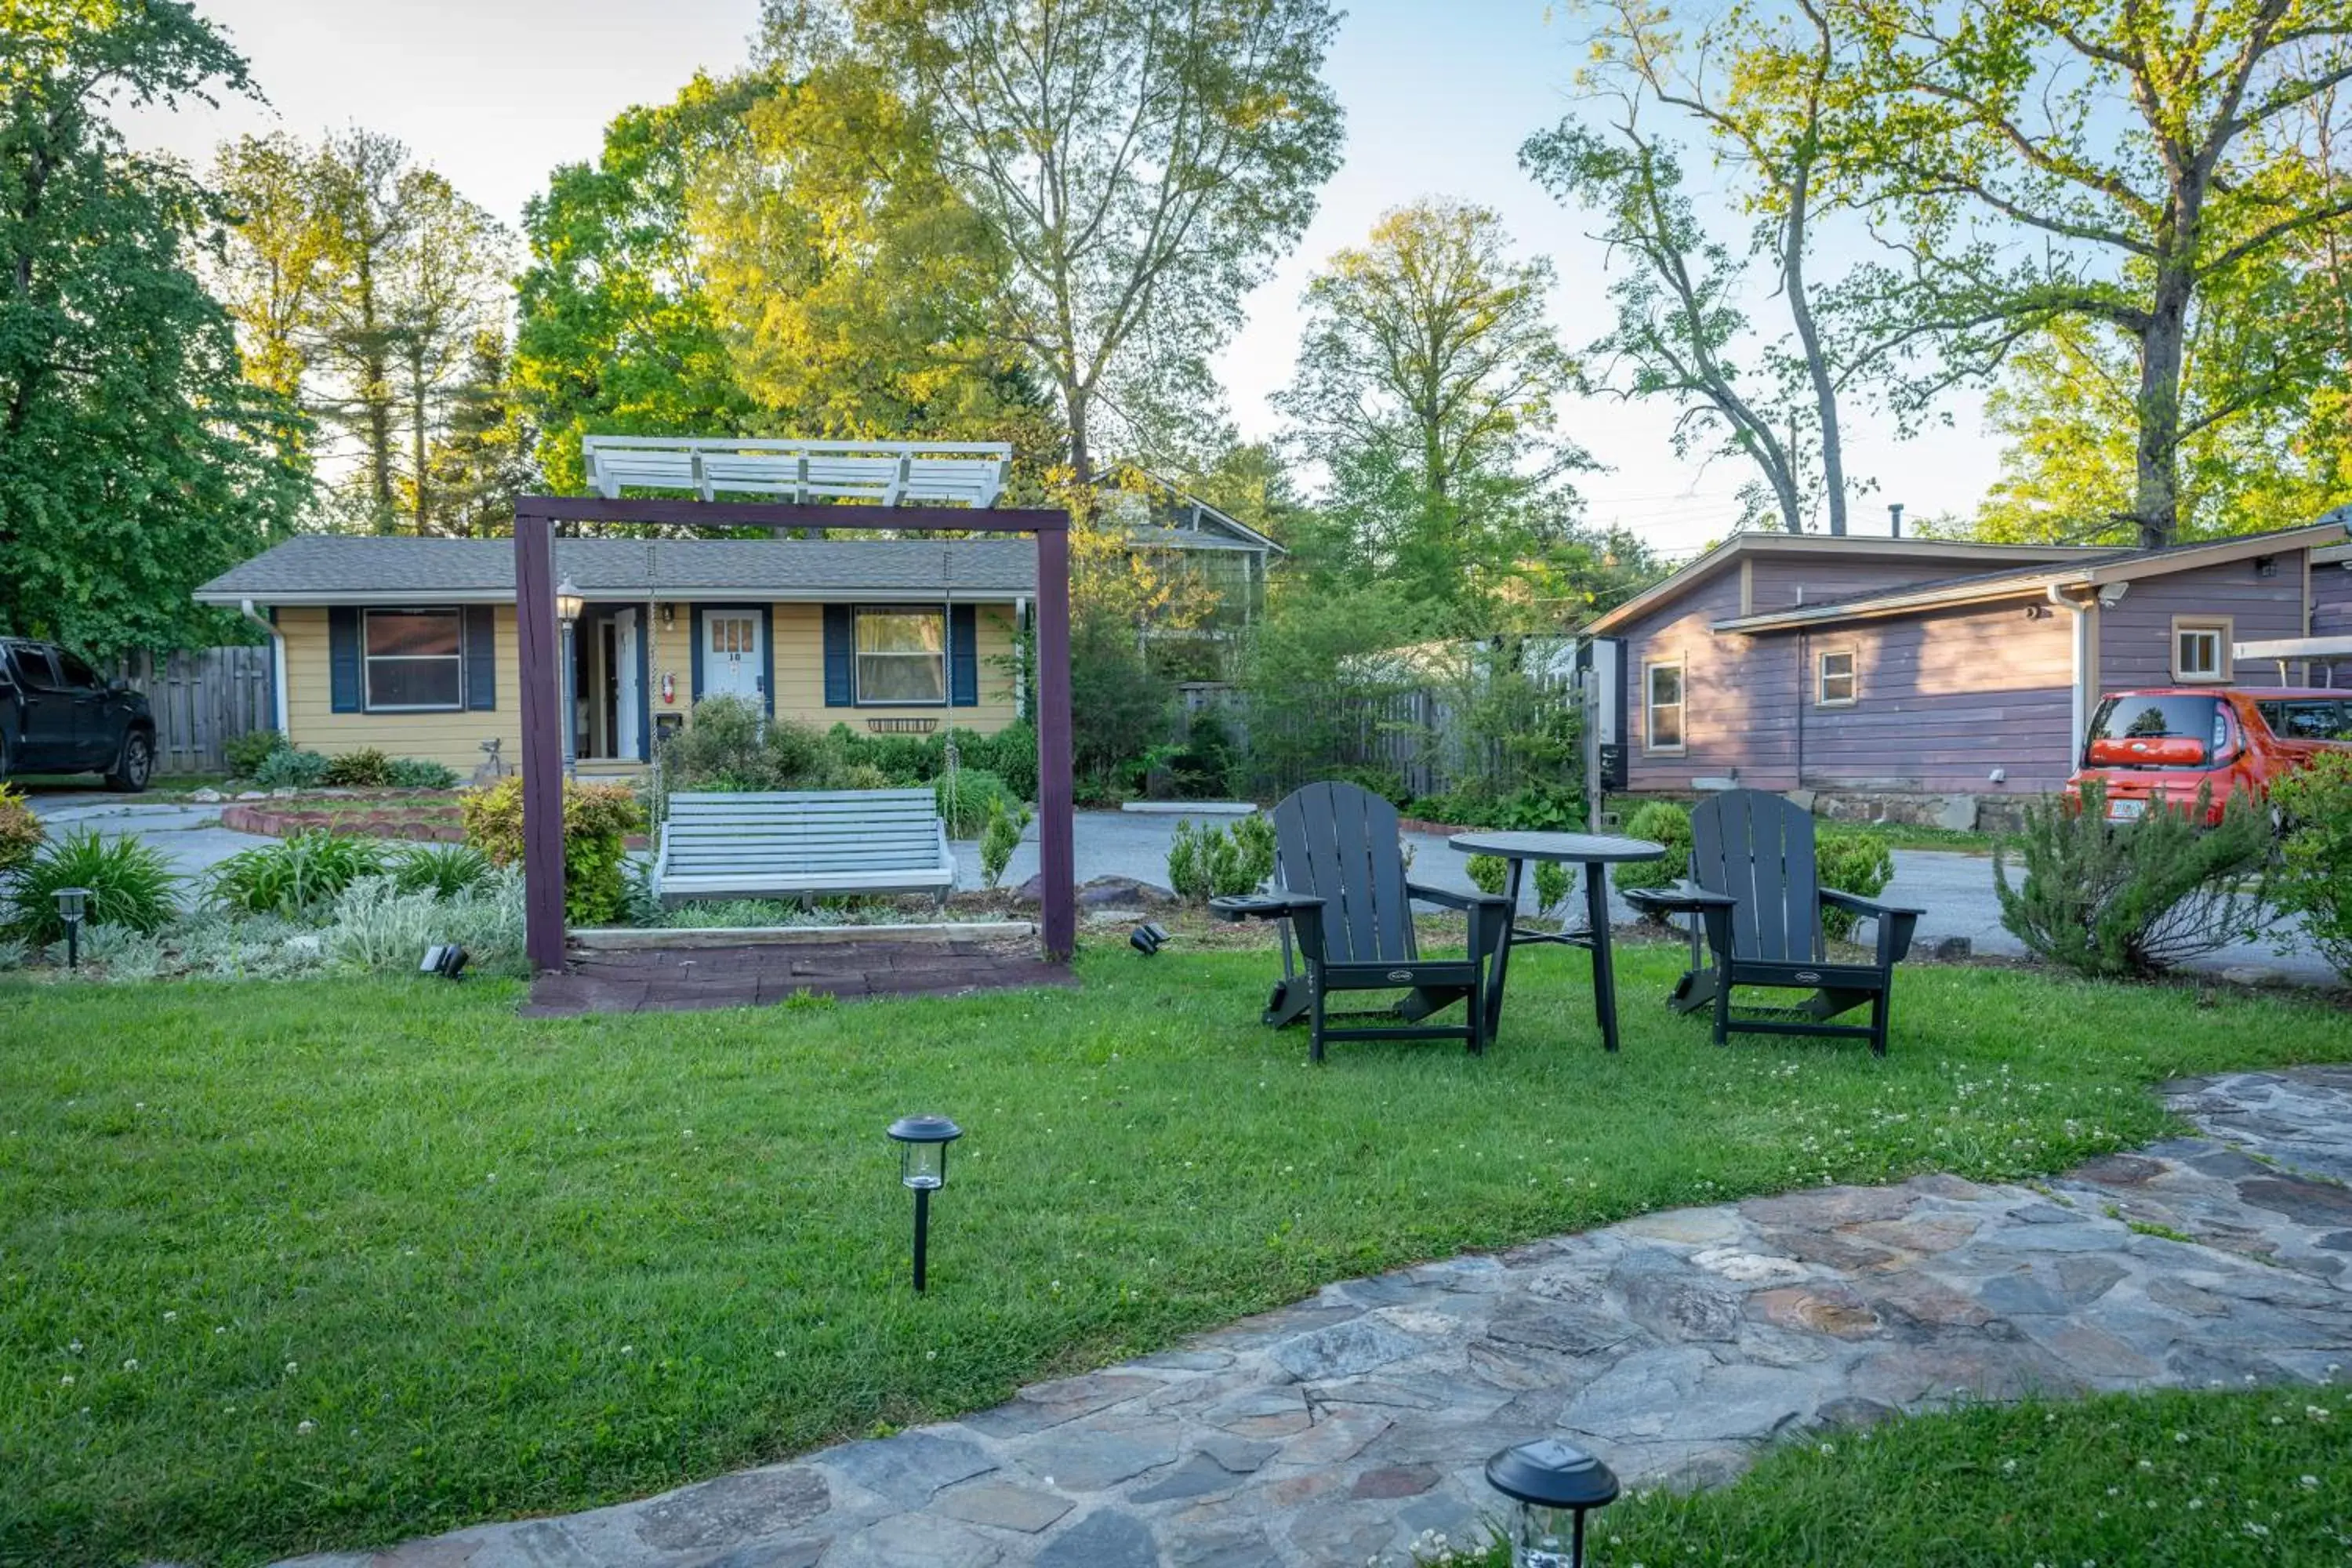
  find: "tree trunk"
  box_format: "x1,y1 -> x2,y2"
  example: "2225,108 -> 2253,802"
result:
1064,379 -> 1094,486
2133,263 -> 2194,549
409,344 -> 429,535
1782,165 -> 1846,536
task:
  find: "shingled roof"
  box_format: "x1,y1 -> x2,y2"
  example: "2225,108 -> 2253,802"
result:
194,537 -> 1036,604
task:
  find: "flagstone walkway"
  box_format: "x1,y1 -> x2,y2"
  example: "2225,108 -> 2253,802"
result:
281,1066 -> 2352,1568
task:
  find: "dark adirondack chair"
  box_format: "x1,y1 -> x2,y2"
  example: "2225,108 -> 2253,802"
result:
1623,789 -> 1922,1055
1211,781 -> 1513,1062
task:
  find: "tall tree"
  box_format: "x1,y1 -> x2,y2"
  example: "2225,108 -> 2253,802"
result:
0,0 -> 305,654
207,132 -> 332,408
514,74 -> 762,494
1824,0 -> 2352,546
690,55 -> 1056,449
389,171 -> 506,535
419,331 -> 534,537
1274,200 -> 1592,622
837,0 -> 1346,480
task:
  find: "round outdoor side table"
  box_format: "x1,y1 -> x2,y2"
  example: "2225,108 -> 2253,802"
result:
1446,831 -> 1666,1053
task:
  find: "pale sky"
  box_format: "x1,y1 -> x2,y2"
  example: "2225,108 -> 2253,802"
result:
123,0 -> 2005,559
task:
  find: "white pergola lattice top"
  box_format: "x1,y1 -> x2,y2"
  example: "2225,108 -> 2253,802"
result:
580,437 -> 1012,509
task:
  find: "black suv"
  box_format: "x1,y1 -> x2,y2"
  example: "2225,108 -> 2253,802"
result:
0,638 -> 158,792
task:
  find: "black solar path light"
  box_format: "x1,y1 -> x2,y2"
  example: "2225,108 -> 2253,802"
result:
1485,1437 -> 1621,1567
53,887 -> 90,971
886,1114 -> 962,1292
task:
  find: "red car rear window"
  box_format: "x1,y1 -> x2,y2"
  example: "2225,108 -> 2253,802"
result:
2084,695 -> 2227,769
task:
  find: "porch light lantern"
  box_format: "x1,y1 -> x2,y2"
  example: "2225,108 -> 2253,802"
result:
886,1113 -> 962,1293
1484,1438 -> 1620,1568
555,579 -> 583,781
53,887 -> 90,971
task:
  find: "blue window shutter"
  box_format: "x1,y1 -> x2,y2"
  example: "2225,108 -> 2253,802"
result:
689,608 -> 705,702
823,605 -> 854,706
328,608 -> 361,713
758,605 -> 775,717
464,607 -> 497,710
949,604 -> 978,707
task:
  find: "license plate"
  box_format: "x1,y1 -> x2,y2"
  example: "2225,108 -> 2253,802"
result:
2107,799 -> 2147,821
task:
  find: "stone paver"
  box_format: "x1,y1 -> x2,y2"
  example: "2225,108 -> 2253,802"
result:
271,1067 -> 2352,1568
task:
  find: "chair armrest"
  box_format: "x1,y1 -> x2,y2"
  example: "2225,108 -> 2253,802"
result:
1405,881 -> 1512,914
1819,888 -> 1924,965
1623,880 -> 1738,916
1210,893 -> 1322,924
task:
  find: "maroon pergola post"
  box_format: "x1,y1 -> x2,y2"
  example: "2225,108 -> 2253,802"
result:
512,497 -> 1076,974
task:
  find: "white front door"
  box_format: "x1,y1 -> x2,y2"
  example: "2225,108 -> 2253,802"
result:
702,611 -> 763,704
614,610 -> 641,759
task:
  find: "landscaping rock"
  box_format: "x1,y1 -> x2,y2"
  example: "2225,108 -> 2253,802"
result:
1010,874 -> 1178,909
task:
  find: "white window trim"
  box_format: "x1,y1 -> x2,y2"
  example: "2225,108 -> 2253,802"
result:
853,604 -> 949,708
2170,615 -> 2232,684
362,607 -> 465,713
1643,655 -> 1686,756
1815,646 -> 1859,707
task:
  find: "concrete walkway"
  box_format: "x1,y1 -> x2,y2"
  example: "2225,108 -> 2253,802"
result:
278,1066 -> 2352,1568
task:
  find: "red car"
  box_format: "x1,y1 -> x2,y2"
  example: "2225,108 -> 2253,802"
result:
2067,687 -> 2352,824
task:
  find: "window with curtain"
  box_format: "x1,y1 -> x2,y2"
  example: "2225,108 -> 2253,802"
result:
364,609 -> 463,710
855,608 -> 946,703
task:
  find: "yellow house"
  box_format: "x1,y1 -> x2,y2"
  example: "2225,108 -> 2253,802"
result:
194,536 -> 1033,776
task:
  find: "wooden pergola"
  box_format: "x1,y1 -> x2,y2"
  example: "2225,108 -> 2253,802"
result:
510,451 -> 1076,972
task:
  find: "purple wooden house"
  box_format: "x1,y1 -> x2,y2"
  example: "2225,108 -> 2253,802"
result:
1586,517 -> 2352,827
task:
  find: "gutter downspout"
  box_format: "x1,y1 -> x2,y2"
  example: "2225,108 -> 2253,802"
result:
2047,586 -> 2092,762
238,598 -> 289,736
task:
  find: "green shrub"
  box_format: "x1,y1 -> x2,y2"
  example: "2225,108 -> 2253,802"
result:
971,720 -> 1037,803
2268,751 -> 2352,982
935,769 -> 1011,838
1465,853 -> 1508,896
655,698 -> 828,808
0,783 -> 43,874
1230,811 -> 1276,891
8,826 -> 180,941
384,757 -> 460,790
390,843 -> 492,900
1161,712 -> 1238,799
1166,816 -> 1272,902
223,728 -> 287,778
1994,780 -> 2272,976
1534,858 -> 1572,916
249,747 -> 330,790
1816,829 -> 1896,942
460,775 -> 644,926
208,832 -> 390,917
979,796 -> 1032,889
321,748 -> 394,787
826,761 -> 894,792
1614,800 -> 1693,895
1491,780 -> 1584,833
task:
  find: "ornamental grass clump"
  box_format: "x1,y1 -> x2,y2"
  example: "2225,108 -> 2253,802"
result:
208,832 -> 388,917
1994,779 -> 2272,976
6,827 -> 179,942
2270,751 -> 2352,982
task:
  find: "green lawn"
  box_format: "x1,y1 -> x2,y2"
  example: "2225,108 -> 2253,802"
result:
3,945 -> 2349,1566
1461,1386 -> 2352,1566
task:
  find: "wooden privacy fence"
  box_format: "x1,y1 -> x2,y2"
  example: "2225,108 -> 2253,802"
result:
113,646 -> 272,775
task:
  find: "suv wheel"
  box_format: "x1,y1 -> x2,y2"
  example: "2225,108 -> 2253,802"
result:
107,730 -> 154,793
